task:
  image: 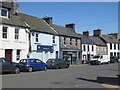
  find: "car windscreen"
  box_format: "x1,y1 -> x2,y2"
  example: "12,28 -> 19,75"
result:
92,56 -> 100,59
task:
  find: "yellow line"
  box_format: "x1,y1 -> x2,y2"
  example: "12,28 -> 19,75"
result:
102,84 -> 120,88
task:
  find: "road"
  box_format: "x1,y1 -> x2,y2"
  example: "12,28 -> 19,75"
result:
2,63 -> 119,88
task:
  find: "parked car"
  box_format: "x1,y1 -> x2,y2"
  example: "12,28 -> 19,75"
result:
0,57 -> 21,74
46,58 -> 70,69
90,55 -> 110,65
110,56 -> 118,63
19,58 -> 47,72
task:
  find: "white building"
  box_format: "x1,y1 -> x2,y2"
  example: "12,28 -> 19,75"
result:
18,13 -> 60,63
0,2 -> 29,62
79,31 -> 96,62
101,33 -> 119,58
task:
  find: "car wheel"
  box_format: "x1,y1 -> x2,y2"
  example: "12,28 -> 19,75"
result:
43,66 -> 47,71
14,67 -> 20,74
28,67 -> 33,72
98,61 -> 101,65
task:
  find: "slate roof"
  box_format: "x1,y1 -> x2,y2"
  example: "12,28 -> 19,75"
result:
0,14 -> 29,28
78,34 -> 95,45
50,24 -> 80,38
89,36 -> 106,46
101,35 -> 118,43
17,13 -> 58,35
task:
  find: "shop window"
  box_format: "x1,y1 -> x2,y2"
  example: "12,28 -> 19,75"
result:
53,36 -> 55,43
16,50 -> 21,61
2,26 -> 8,39
36,33 -> 39,42
15,28 -> 19,39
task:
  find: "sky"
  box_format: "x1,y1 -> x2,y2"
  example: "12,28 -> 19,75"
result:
18,2 -> 118,36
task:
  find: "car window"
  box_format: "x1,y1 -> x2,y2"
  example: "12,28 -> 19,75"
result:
28,59 -> 35,63
0,58 -> 2,62
20,59 -> 27,63
36,59 -> 42,63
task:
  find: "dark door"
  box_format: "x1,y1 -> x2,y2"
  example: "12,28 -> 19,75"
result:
5,49 -> 12,62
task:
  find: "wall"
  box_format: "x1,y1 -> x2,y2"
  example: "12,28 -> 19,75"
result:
30,31 -> 59,63
0,24 -> 29,62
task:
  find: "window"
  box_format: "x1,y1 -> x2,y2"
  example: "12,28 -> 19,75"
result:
118,44 -> 120,50
16,50 -> 21,61
110,43 -> 112,50
70,38 -> 72,45
15,28 -> 19,39
88,45 -> 89,51
92,45 -> 94,51
75,39 -> 77,46
0,8 -> 8,17
36,33 -> 38,42
114,52 -> 116,56
63,37 -> 66,45
53,36 -> 55,43
114,44 -> 116,50
110,52 -> 113,56
2,26 -> 8,39
83,45 -> 86,51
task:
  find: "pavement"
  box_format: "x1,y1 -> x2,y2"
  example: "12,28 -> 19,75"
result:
1,63 -> 119,88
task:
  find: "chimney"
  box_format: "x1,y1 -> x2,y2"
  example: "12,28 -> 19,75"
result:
65,23 -> 75,32
83,30 -> 89,37
93,29 -> 101,37
42,16 -> 53,24
108,33 -> 118,40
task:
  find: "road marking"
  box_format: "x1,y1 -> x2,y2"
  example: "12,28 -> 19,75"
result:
102,84 -> 120,88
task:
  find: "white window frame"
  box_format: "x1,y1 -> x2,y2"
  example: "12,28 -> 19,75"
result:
0,8 -> 9,18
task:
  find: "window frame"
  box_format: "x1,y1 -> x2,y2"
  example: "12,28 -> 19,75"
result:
0,8 -> 8,18
15,28 -> 19,39
2,26 -> 8,39
36,33 -> 39,42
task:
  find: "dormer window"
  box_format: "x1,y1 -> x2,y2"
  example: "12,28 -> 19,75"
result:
0,8 -> 8,18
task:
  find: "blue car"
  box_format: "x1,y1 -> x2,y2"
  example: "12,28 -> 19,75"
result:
19,58 -> 47,72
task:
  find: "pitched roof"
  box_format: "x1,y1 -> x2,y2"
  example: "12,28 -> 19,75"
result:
0,14 -> 29,28
50,24 -> 80,38
78,34 -> 95,45
101,35 -> 118,43
17,13 -> 58,35
89,36 -> 106,46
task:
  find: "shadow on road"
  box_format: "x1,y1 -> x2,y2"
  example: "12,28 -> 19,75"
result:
77,76 -> 120,86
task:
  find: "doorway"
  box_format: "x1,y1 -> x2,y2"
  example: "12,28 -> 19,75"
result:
5,49 -> 12,62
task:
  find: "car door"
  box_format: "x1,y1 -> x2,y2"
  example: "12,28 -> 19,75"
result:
36,59 -> 45,70
2,58 -> 13,72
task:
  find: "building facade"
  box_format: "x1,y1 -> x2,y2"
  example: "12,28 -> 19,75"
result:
101,33 -> 119,58
79,31 -> 96,62
42,17 -> 82,64
0,1 -> 29,62
18,13 -> 60,63
89,30 -> 108,55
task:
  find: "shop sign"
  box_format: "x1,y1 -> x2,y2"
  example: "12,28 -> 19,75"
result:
37,45 -> 54,51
